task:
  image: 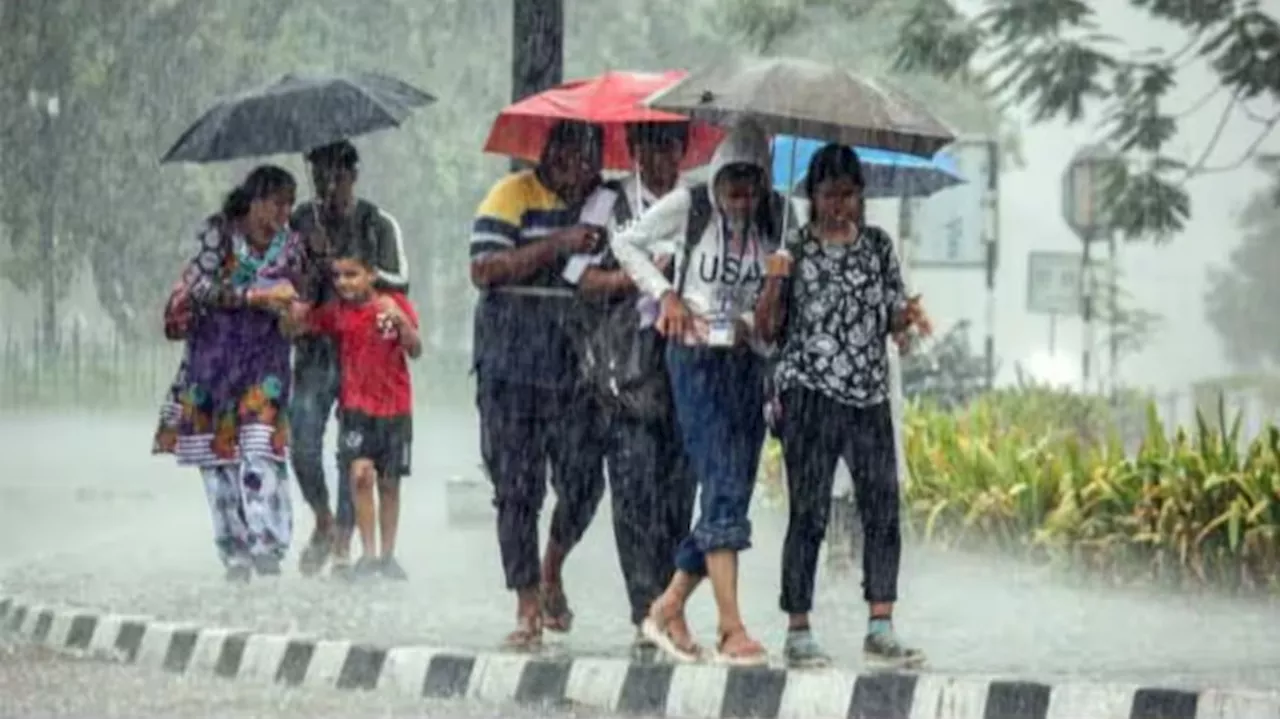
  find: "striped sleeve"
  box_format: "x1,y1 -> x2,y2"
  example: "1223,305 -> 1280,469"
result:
373,208 -> 410,289
470,175 -> 525,259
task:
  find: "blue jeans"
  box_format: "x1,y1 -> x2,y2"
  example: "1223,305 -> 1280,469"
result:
665,345 -> 766,576
290,342 -> 353,530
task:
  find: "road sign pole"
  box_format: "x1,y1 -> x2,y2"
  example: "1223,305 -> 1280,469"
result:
1108,229 -> 1119,403
982,138 -> 999,391
1048,313 -> 1057,356
1080,232 -> 1094,392
1061,144 -> 1118,394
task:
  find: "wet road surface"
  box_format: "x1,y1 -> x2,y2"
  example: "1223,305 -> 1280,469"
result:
2,411 -> 1280,698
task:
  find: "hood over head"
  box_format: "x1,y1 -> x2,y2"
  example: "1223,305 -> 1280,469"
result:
708,118 -> 772,195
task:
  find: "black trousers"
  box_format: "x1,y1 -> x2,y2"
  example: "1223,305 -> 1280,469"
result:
603,411 -> 696,626
778,387 -> 901,612
478,377 -> 606,590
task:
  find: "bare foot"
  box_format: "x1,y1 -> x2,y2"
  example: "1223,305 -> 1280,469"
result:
502,614 -> 543,653
540,582 -> 574,633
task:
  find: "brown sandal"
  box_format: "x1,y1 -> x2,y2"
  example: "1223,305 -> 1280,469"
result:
715,627 -> 767,666
540,584 -> 574,633
640,603 -> 702,663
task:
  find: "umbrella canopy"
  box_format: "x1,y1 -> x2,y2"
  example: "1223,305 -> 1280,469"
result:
483,70 -> 724,170
772,136 -> 964,199
644,56 -> 955,158
161,72 -> 434,163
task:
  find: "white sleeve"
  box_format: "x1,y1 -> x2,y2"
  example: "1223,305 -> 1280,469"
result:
609,188 -> 693,301
375,209 -> 410,288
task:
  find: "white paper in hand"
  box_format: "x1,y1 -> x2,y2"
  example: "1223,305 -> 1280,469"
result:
561,187 -> 619,284
579,187 -> 618,228
562,254 -> 600,284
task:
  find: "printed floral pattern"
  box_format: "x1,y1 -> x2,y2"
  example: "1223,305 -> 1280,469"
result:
774,225 -> 907,408
152,221 -> 305,466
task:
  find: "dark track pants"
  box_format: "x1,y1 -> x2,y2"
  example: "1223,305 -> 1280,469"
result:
290,348 -> 353,529
604,412 -> 696,626
478,377 -> 605,590
777,387 -> 901,612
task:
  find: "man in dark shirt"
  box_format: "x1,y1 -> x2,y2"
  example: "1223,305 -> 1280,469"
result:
290,140 -> 410,577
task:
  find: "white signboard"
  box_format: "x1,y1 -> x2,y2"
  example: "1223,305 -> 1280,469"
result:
1026,251 -> 1083,316
911,138 -> 992,268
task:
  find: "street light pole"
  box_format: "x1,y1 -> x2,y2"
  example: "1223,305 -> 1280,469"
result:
511,0 -> 563,172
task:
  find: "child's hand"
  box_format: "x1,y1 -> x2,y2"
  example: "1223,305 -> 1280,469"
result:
288,301 -> 311,326
376,294 -> 405,326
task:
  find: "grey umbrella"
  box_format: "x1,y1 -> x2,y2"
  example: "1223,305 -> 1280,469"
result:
161,72 -> 435,163
643,56 -> 954,158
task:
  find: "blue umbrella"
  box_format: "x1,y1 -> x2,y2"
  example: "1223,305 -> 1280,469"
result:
772,135 -> 964,199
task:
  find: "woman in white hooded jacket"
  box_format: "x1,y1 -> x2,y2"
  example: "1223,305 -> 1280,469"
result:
610,119 -> 789,665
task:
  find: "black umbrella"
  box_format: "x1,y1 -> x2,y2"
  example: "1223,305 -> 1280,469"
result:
161,72 -> 435,163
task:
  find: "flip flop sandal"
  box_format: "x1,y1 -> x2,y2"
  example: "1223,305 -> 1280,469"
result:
714,632 -> 768,667
540,585 -> 574,633
640,615 -> 702,663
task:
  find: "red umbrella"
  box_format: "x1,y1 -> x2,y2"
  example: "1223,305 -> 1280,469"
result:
483,70 -> 724,170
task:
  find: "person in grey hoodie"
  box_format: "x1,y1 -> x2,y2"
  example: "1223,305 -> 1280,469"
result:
611,119 -> 791,666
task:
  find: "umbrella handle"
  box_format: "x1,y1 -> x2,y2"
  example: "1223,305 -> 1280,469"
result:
780,136 -> 800,239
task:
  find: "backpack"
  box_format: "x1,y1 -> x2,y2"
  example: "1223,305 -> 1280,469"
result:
678,183 -> 790,267
571,183 -> 672,422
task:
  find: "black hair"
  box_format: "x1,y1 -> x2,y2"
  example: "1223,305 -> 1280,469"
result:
802,143 -> 864,199
717,162 -> 766,187
305,140 -> 360,170
331,251 -> 374,270
221,164 -> 296,220
541,120 -> 604,165
625,122 -> 689,151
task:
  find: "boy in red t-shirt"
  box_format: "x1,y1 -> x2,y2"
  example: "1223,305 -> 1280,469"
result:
292,253 -> 421,581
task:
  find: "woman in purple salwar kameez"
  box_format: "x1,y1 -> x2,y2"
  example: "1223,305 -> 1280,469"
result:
154,165 -> 306,581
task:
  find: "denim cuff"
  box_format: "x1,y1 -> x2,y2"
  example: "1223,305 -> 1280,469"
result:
692,516 -> 753,554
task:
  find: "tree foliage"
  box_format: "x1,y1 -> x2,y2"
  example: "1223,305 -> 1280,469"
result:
1204,163 -> 1280,369
2,0 -> 1004,347
892,0 -> 1280,242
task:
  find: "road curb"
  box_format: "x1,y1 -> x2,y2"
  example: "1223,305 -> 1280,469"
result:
3,594 -> 1278,719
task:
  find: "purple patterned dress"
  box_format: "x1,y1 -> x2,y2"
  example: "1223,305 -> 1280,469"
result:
153,216 -> 305,569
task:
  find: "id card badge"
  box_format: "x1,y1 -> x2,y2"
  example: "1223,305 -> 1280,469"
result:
706,288 -> 736,347
707,313 -> 735,347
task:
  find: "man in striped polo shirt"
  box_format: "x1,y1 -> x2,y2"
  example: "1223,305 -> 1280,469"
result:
469,120 -> 609,651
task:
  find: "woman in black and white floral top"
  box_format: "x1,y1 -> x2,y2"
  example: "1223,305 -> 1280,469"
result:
756,143 -> 931,669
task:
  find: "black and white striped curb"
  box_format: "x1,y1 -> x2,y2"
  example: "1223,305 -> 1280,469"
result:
3,596 -> 1278,719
